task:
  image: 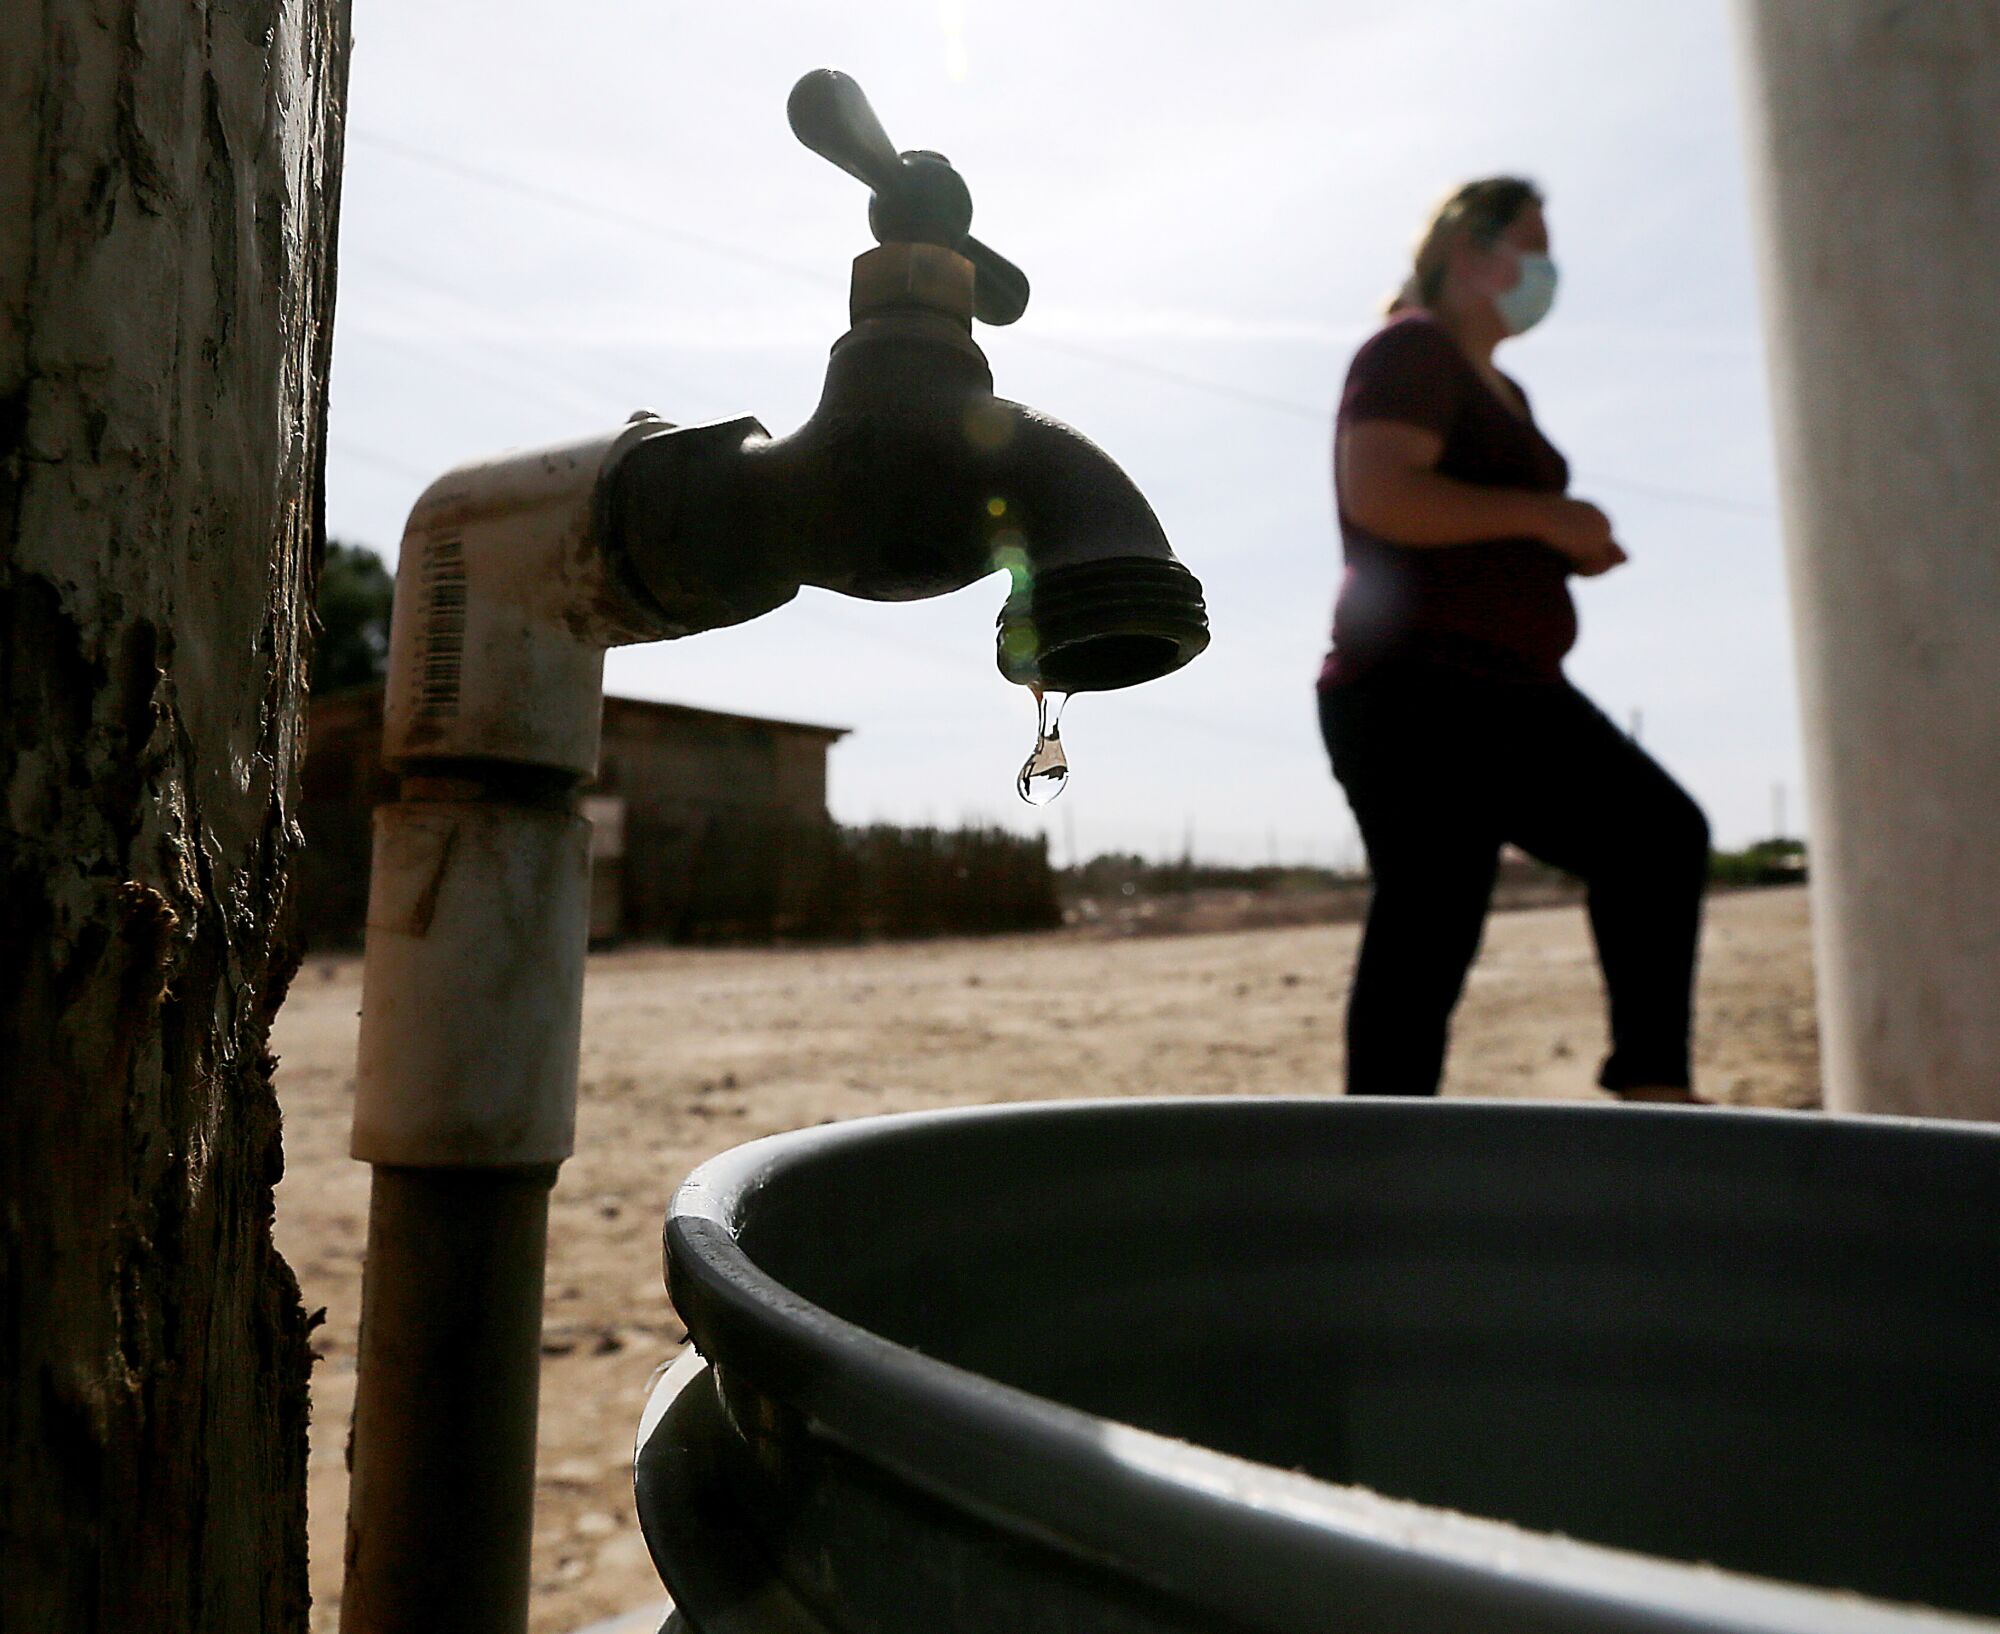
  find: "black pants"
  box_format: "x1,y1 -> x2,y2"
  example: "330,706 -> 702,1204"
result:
1319,664 -> 1710,1097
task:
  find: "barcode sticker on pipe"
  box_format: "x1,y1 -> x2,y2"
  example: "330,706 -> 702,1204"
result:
415,534 -> 466,716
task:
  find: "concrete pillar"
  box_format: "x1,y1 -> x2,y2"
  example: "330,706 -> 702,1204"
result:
1735,2 -> 2000,1119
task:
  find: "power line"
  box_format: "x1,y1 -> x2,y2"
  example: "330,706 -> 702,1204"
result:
1016,335 -> 1336,420
351,133 -> 1341,431
341,247 -> 738,419
350,127 -> 1779,523
348,130 -> 834,291
1572,470 -> 1774,518
330,437 -> 435,483
341,324 -> 609,422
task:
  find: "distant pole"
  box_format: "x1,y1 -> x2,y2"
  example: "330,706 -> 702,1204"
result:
1773,781 -> 1786,842
1738,0 -> 2000,1120
1629,708 -> 1643,743
1062,805 -> 1077,872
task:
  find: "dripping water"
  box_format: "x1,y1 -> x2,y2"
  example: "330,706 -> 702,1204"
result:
1017,687 -> 1070,806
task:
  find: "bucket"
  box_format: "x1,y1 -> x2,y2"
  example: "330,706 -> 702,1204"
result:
636,1099 -> 2000,1632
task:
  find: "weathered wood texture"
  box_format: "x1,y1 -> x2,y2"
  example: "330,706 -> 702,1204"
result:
1,3 -> 349,1629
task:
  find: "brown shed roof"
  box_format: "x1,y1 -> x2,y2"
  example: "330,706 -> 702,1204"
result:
310,682 -> 848,742
598,693 -> 849,741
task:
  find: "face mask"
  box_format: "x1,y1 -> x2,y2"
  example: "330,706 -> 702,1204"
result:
1494,250 -> 1558,335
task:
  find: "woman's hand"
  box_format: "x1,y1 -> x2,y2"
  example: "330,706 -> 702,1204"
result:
1535,495 -> 1628,576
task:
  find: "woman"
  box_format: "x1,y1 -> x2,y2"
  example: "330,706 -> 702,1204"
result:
1320,177 -> 1711,1102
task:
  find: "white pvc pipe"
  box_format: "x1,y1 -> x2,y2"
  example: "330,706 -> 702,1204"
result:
353,799 -> 591,1168
1736,0 -> 2000,1120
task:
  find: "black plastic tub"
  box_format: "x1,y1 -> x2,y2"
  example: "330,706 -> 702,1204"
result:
635,1099 -> 2000,1633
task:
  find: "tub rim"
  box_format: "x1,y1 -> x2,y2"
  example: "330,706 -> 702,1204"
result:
657,1097 -> 1999,1634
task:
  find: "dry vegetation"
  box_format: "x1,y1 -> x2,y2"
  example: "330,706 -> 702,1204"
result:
273,884 -> 1818,1633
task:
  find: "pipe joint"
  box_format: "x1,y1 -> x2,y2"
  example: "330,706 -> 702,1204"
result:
381,419 -> 678,781
352,798 -> 590,1168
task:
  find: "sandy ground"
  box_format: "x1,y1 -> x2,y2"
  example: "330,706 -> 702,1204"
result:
272,883 -> 1819,1633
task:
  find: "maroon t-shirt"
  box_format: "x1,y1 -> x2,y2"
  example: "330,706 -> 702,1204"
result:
1319,311 -> 1575,687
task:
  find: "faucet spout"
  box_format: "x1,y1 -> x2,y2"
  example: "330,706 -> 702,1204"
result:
980,405 -> 1211,693
599,244 -> 1208,692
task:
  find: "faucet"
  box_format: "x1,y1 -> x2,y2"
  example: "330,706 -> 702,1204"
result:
340,70 -> 1207,1634
600,69 -> 1210,694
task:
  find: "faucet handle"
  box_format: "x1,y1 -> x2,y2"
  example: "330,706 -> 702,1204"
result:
787,68 -> 903,195
964,236 -> 1029,327
788,69 -> 1030,326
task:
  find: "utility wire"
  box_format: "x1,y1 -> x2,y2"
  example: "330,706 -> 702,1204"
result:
351,127 -> 1778,520
1571,471 -> 1774,518
348,130 -> 833,290
344,324 -> 610,422
341,248 -> 737,418
330,437 -> 436,484
1020,336 -> 1341,421
352,135 -> 1335,432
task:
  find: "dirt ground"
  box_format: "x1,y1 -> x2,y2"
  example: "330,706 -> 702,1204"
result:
272,883 -> 1819,1634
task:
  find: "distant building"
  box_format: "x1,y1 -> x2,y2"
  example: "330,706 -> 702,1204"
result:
298,684 -> 848,947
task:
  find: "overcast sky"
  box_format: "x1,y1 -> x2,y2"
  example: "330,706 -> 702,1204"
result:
325,0 -> 1803,862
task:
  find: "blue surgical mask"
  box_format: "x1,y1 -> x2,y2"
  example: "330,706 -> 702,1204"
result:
1494,251 -> 1558,335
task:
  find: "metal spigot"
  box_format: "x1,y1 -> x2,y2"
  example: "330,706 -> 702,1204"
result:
599,70 -> 1211,694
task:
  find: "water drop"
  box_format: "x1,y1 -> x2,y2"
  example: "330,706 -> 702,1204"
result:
1016,688 -> 1070,806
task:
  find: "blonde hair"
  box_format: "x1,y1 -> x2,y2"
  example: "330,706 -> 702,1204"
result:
1385,176 -> 1544,316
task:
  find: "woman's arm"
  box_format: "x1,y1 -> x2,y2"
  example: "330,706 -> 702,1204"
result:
1338,420 -> 1627,574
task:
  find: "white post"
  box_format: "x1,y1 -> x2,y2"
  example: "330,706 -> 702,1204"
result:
1736,1 -> 2000,1119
